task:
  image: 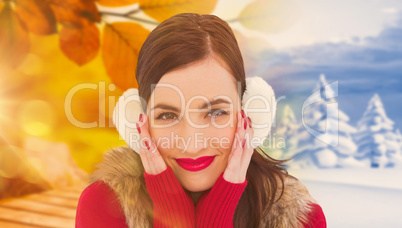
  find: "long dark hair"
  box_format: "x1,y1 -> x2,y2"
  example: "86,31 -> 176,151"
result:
136,13 -> 290,227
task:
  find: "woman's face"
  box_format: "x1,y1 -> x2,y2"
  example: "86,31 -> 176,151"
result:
146,57 -> 241,192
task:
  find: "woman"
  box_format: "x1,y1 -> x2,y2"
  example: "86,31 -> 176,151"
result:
75,13 -> 326,228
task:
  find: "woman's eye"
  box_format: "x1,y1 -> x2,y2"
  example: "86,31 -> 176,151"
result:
156,112 -> 177,120
156,110 -> 227,120
208,109 -> 227,118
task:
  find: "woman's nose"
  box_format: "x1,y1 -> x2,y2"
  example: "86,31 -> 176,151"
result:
176,118 -> 208,155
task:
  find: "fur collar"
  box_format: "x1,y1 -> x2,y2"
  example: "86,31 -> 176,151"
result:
89,146 -> 317,228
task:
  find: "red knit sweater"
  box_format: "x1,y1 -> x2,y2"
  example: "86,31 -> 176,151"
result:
76,167 -> 326,227
144,166 -> 247,228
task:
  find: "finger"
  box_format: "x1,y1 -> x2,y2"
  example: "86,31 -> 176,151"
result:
137,114 -> 167,175
224,110 -> 248,183
229,110 -> 248,157
137,114 -> 152,173
239,116 -> 254,178
232,111 -> 252,181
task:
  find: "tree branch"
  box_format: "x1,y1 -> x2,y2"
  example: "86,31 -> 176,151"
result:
99,11 -> 238,26
99,11 -> 160,25
225,18 -> 238,23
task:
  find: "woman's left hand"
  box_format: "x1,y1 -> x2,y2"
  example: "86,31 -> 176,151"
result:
223,109 -> 254,183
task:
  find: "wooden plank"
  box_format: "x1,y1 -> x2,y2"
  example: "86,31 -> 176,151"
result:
0,198 -> 76,218
21,193 -> 79,209
0,219 -> 53,228
0,207 -> 74,228
0,187 -> 83,227
48,186 -> 84,194
41,189 -> 83,200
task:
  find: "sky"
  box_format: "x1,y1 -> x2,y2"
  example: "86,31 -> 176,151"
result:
229,1 -> 402,132
216,0 -> 402,49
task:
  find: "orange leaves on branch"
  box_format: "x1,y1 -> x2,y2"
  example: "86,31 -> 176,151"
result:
139,0 -> 218,22
0,2 -> 30,68
97,0 -> 139,7
14,0 -> 57,35
99,0 -> 219,89
98,0 -> 218,90
60,23 -> 100,66
102,22 -> 149,90
0,0 -> 101,68
1,0 -> 220,78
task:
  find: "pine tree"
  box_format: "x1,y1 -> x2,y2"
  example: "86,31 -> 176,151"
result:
291,74 -> 359,168
354,94 -> 400,167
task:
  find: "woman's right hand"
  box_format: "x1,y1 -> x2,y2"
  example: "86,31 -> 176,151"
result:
136,113 -> 167,175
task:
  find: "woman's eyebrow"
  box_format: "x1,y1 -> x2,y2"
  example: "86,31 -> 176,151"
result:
199,98 -> 231,109
151,98 -> 231,112
151,104 -> 180,112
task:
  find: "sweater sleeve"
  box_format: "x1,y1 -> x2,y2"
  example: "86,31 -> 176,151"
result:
75,181 -> 128,228
195,172 -> 247,228
301,203 -> 327,228
144,166 -> 195,228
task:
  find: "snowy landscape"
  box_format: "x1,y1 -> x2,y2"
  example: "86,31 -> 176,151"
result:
271,74 -> 402,227
275,74 -> 402,169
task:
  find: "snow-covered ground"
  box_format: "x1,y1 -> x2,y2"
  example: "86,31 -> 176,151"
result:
288,168 -> 402,227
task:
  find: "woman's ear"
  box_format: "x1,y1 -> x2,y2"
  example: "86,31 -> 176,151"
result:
241,76 -> 276,148
113,88 -> 144,154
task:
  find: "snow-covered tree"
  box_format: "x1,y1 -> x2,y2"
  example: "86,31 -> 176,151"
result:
354,94 -> 402,167
275,105 -> 300,160
387,129 -> 402,166
290,74 -> 359,168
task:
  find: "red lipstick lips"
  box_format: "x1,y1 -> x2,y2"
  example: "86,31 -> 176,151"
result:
175,156 -> 216,172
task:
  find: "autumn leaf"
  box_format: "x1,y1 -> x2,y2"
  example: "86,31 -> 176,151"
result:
59,23 -> 100,66
48,0 -> 101,28
97,0 -> 139,7
74,0 -> 101,22
102,22 -> 150,90
0,2 -> 30,68
238,0 -> 302,34
14,0 -> 57,35
139,0 -> 218,22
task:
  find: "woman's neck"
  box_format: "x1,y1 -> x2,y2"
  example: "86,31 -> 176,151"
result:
187,190 -> 205,205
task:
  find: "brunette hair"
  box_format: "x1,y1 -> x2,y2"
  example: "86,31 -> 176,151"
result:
136,13 -> 290,227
